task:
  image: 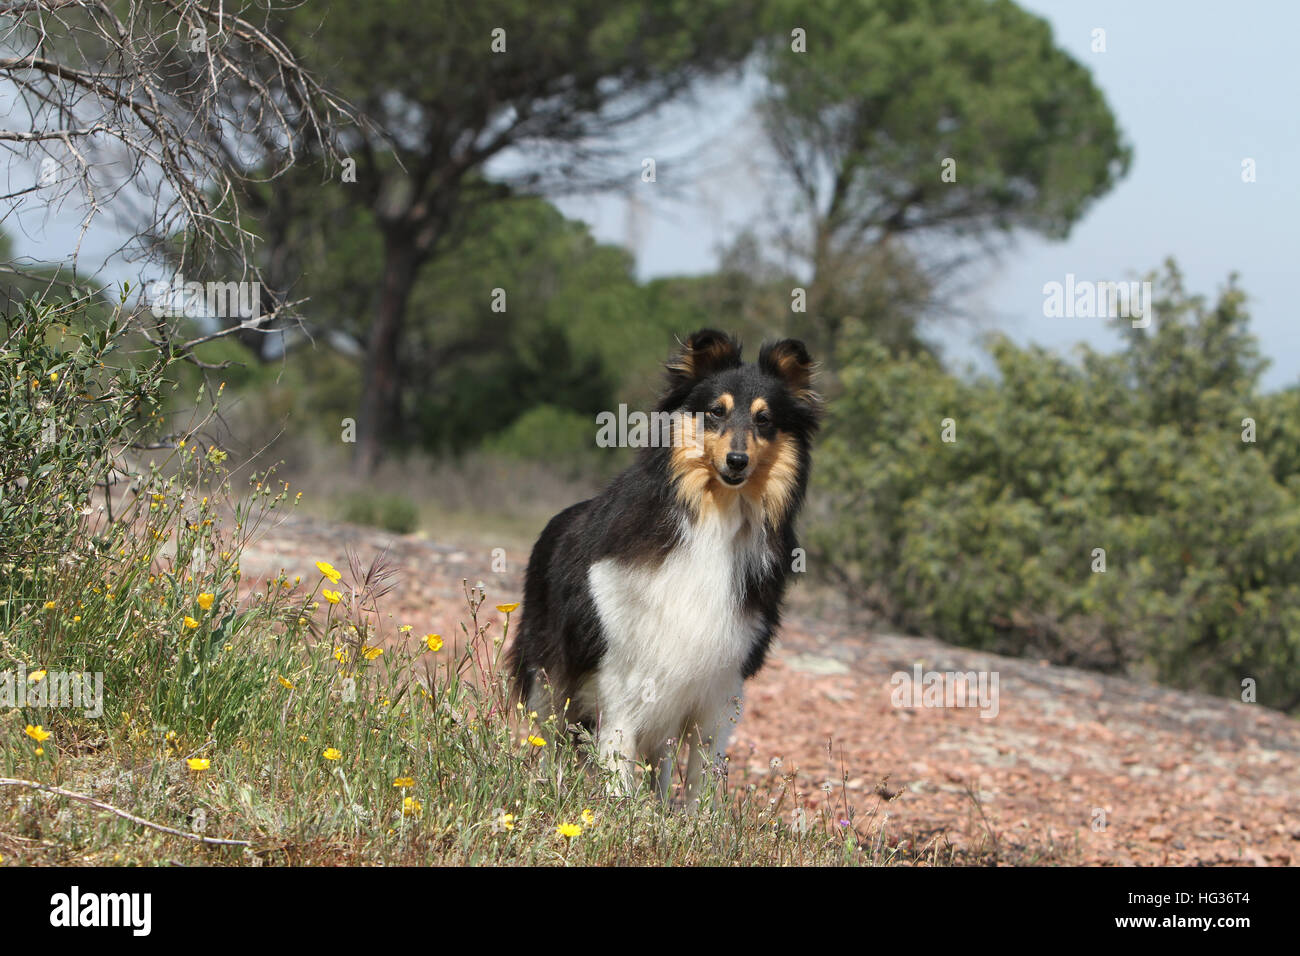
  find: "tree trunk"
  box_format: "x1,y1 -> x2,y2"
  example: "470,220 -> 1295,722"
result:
354,230 -> 422,475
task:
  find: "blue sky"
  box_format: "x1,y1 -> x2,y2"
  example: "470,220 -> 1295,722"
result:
9,1 -> 1298,389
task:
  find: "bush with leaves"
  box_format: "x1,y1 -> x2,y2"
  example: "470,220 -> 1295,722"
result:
813,261 -> 1300,711
1,294 -> 150,572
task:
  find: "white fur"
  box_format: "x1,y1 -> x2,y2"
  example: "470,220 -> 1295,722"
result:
584,493 -> 770,804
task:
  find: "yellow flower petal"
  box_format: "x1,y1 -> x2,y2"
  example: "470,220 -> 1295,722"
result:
496,603 -> 520,614
425,633 -> 443,652
186,758 -> 210,771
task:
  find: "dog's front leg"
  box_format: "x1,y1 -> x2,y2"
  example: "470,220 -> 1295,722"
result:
684,685 -> 743,812
597,719 -> 637,796
652,740 -> 679,803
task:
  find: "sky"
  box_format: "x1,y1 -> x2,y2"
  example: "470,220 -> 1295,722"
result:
6,1 -> 1299,389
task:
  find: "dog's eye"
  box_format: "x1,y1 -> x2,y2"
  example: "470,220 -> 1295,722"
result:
754,410 -> 771,427
708,403 -> 727,419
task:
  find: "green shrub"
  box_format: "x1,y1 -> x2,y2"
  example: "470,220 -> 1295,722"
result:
1,295 -> 146,570
482,403 -> 623,480
339,492 -> 420,534
812,262 -> 1300,711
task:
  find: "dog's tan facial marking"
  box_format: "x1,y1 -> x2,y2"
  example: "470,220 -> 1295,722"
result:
669,412 -> 711,512
715,393 -> 734,414
741,431 -> 801,525
750,397 -> 768,417
671,404 -> 800,525
670,413 -> 748,517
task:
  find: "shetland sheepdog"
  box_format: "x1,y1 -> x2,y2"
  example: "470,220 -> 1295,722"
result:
506,329 -> 820,804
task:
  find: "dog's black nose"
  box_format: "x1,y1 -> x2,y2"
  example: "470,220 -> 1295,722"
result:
726,451 -> 749,472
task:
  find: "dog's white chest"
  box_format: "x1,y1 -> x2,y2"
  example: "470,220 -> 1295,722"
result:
586,504 -> 765,746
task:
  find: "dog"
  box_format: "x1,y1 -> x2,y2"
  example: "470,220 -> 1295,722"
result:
506,329 -> 820,805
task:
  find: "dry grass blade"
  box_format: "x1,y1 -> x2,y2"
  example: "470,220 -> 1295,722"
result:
346,543 -> 400,606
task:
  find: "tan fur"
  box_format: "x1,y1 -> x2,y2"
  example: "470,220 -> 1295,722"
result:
670,414 -> 801,527
741,432 -> 801,525
764,344 -> 819,404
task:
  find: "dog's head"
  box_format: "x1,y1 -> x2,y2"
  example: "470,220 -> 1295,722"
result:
659,329 -> 821,519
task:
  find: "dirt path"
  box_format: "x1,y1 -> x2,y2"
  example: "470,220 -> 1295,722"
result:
238,514 -> 1300,866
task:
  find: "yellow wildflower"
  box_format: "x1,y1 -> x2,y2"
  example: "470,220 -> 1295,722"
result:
393,777 -> 415,788
197,592 -> 214,610
186,758 -> 210,771
425,633 -> 443,652
323,748 -> 341,761
556,823 -> 582,839
24,725 -> 51,742
496,603 -> 520,614
315,561 -> 342,583
183,616 -> 199,629
322,589 -> 341,605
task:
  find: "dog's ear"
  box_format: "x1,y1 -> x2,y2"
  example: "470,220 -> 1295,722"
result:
666,329 -> 742,386
759,338 -> 818,403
